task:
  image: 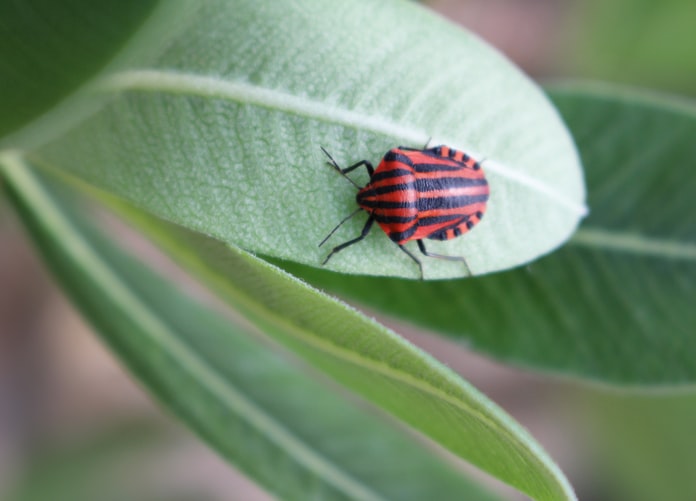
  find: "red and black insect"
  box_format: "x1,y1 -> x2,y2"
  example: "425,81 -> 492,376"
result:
319,144 -> 489,278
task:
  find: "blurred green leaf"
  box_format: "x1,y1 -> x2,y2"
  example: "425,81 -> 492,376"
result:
1,157 -> 505,501
4,0 -> 585,279
0,0 -> 157,136
277,84 -> 696,386
563,0 -> 696,93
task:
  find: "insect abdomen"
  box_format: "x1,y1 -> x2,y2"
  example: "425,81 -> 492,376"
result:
406,146 -> 489,242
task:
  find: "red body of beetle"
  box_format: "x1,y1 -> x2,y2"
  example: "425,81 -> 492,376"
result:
320,145 -> 489,278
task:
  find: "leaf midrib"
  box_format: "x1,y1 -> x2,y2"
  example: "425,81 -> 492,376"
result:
96,69 -> 587,217
571,227 -> 696,260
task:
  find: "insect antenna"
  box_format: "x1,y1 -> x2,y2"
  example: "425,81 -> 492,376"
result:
319,208 -> 363,247
320,146 -> 362,190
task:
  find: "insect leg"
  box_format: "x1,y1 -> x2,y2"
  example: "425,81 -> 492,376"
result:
322,215 -> 375,265
320,146 -> 374,185
340,159 -> 374,176
416,240 -> 471,276
397,244 -> 424,280
318,208 -> 362,247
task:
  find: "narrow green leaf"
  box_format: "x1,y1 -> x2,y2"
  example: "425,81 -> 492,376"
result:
0,154 -> 503,501
96,189 -> 576,499
9,0 -> 585,279
277,84 -> 696,386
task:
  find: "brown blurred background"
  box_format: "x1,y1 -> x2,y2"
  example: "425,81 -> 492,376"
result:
2,1 -> 695,500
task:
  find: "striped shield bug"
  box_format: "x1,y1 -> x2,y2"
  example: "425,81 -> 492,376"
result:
319,144 -> 489,279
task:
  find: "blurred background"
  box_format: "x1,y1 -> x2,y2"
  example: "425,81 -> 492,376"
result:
1,0 -> 695,500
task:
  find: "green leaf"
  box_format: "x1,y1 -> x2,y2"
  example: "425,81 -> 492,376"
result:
108,183 -> 575,500
0,153 -> 576,501
564,0 -> 696,93
275,83 -> 696,386
5,0 -> 586,279
0,155 -> 505,501
0,0 -> 158,137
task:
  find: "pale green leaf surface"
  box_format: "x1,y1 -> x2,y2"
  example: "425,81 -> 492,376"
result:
276,84 -> 696,386
0,156 -> 505,501
8,0 -> 586,279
